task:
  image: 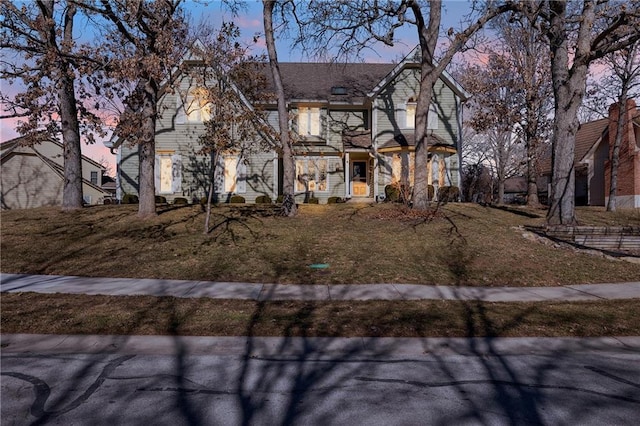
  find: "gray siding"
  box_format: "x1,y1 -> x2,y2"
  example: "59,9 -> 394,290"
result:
120,92 -> 276,203
374,68 -> 458,147
118,64 -> 463,204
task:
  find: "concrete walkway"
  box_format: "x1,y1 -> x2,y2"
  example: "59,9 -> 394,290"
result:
2,273 -> 639,302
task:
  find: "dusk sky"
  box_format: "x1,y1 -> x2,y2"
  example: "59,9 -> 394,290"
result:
0,0 -> 478,172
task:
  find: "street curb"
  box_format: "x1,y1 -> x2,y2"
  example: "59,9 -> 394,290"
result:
3,334 -> 640,357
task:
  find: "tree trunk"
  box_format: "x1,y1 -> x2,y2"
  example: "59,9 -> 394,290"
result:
58,67 -> 84,211
263,0 -> 297,216
497,179 -> 505,205
411,1 -> 441,210
525,108 -> 541,206
545,1 -> 590,225
137,79 -> 158,218
52,2 -> 83,211
526,137 -> 540,207
606,97 -> 627,212
412,75 -> 435,209
204,151 -> 216,234
547,102 -> 582,225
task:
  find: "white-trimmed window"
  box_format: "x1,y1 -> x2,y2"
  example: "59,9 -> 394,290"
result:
295,157 -> 328,192
155,153 -> 182,194
298,106 -> 321,136
390,152 -> 415,186
184,88 -> 211,123
406,98 -> 417,128
222,155 -> 246,193
90,171 -> 98,185
402,100 -> 439,130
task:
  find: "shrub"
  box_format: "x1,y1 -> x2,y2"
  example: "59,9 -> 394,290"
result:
307,197 -> 319,204
255,195 -> 272,204
122,193 -> 139,204
385,184 -> 400,202
155,195 -> 167,204
327,196 -> 343,204
276,195 -> 284,204
173,197 -> 188,205
438,186 -> 460,202
385,183 -> 411,203
229,195 -> 246,204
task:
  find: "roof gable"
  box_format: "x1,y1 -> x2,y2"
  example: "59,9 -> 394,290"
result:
575,118 -> 609,162
367,46 -> 470,101
1,136 -> 105,170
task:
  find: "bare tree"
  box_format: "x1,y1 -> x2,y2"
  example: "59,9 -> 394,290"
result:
458,54 -> 526,204
491,12 -> 553,207
85,0 -> 189,218
289,0 -> 516,209
263,0 -> 297,216
520,1 -> 640,225
1,0 -> 105,210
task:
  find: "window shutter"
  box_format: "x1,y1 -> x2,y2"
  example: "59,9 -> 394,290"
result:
310,108 -> 320,136
397,103 -> 406,129
427,104 -> 439,130
171,153 -> 182,193
214,154 -> 224,194
237,159 -> 247,193
297,107 -> 306,135
175,95 -> 186,125
320,109 -> 327,139
154,155 -> 160,193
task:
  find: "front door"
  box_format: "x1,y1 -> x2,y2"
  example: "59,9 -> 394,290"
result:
351,160 -> 368,196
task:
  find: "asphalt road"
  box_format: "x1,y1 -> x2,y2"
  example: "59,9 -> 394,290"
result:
2,335 -> 639,425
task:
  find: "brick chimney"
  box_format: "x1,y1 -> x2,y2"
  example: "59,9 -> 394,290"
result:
604,99 -> 639,208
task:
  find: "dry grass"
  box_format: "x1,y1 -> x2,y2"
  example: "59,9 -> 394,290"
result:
1,203 -> 639,286
2,292 -> 639,338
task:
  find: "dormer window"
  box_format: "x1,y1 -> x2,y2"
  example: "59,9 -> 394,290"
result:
402,98 -> 439,130
331,86 -> 348,95
298,106 -> 321,136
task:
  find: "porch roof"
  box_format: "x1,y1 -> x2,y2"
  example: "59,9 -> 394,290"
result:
377,133 -> 455,153
342,130 -> 372,150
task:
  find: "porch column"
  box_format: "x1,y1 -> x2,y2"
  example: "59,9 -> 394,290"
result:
345,152 -> 350,198
115,148 -> 122,202
272,151 -> 278,199
373,154 -> 378,200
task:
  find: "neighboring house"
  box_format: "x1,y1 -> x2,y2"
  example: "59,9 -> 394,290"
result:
565,99 -> 639,208
101,175 -> 117,201
502,176 -> 550,205
1,136 -> 110,209
109,48 -> 468,204
502,176 -> 528,204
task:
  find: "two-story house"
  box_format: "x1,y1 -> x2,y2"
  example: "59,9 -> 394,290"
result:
1,136 -> 111,209
110,49 -> 468,204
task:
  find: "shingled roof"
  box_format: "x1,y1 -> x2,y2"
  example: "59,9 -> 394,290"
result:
539,118 -> 609,174
270,63 -> 396,103
378,132 -> 451,151
575,118 -> 609,162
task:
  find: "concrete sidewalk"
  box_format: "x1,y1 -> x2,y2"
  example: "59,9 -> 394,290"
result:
2,273 -> 640,302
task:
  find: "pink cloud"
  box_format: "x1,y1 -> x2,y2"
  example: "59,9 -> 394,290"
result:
0,118 -> 20,142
